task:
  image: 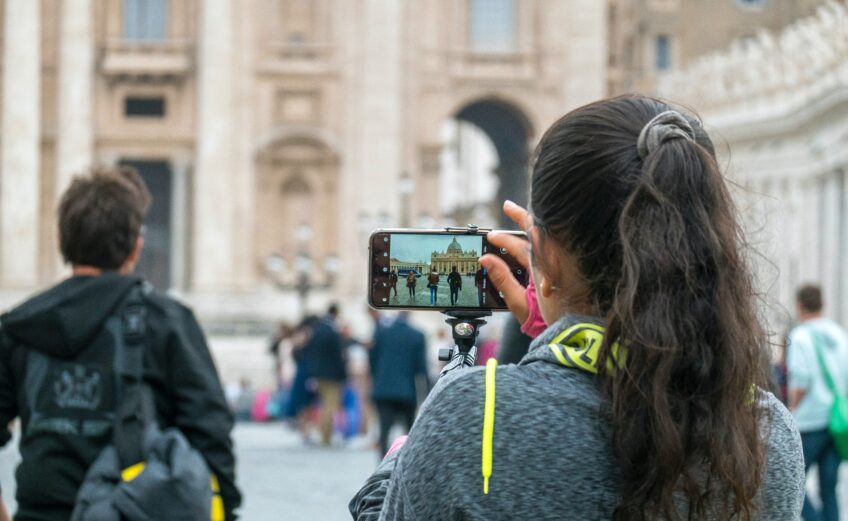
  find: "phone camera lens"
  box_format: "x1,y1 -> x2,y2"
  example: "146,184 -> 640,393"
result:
516,269 -> 523,275
383,237 -> 389,242
500,247 -> 507,254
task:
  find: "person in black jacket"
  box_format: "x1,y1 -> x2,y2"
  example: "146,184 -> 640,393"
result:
447,266 -> 462,306
0,167 -> 241,521
301,304 -> 347,446
369,313 -> 429,456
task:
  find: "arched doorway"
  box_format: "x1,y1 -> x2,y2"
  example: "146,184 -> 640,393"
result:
440,98 -> 533,228
255,135 -> 339,281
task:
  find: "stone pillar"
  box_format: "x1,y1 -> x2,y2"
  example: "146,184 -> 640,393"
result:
337,0 -> 403,297
787,176 -> 803,294
1,0 -> 40,288
231,0 -> 257,289
56,0 -> 94,195
841,169 -> 848,324
419,144 -> 442,224
170,155 -> 192,292
776,178 -> 793,309
821,172 -> 840,312
193,0 -> 236,291
561,0 -> 607,110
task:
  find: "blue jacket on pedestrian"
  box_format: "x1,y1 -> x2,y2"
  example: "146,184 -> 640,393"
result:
370,317 -> 429,404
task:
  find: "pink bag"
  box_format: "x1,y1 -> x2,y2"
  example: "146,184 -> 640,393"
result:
251,389 -> 272,422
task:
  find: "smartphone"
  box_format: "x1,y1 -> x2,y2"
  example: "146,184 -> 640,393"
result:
368,228 -> 529,311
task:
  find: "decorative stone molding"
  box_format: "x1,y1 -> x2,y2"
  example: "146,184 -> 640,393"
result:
657,1 -> 848,327
657,1 -> 848,129
100,39 -> 194,80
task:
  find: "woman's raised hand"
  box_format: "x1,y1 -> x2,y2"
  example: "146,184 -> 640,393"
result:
480,201 -> 531,324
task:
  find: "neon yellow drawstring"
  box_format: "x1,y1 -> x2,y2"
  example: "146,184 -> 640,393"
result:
482,358 -> 498,494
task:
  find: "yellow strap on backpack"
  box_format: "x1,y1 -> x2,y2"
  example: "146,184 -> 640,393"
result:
210,473 -> 225,521
121,463 -> 224,520
121,462 -> 146,482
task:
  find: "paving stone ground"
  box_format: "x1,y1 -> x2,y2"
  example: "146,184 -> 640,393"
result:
387,274 -> 489,307
2,422 -> 848,519
0,423 -> 377,521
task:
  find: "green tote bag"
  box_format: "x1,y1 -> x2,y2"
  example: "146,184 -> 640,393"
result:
809,329 -> 848,460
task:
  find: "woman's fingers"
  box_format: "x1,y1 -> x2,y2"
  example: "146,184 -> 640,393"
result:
480,253 -> 529,324
503,200 -> 531,229
479,200 -> 533,323
486,231 -> 530,269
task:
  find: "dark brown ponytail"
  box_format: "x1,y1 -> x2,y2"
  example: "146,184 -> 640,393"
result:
530,95 -> 768,520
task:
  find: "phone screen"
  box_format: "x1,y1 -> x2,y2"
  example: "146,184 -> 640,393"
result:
369,229 -> 529,311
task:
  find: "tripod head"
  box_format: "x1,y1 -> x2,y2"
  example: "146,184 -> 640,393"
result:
438,310 -> 492,364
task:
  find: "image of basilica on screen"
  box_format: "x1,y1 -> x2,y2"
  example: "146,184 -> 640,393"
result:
385,235 -> 487,307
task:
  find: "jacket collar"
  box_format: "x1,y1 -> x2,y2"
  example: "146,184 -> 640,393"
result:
519,315 -> 624,375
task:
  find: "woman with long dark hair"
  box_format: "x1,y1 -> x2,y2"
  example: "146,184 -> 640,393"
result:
351,95 -> 804,520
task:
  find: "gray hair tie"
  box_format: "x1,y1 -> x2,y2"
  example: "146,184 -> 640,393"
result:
637,110 -> 696,159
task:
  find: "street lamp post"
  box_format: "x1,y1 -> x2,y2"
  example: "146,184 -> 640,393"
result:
264,223 -> 339,319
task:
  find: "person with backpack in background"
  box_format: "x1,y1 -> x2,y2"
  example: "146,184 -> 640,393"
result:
351,95 -> 804,520
0,167 -> 241,520
405,271 -> 417,300
447,266 -> 462,306
426,268 -> 440,306
787,285 -> 848,521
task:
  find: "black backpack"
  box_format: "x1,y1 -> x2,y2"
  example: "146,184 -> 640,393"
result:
70,284 -> 219,521
18,282 -> 217,521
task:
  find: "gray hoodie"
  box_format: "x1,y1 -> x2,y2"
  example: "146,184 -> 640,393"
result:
350,315 -> 805,520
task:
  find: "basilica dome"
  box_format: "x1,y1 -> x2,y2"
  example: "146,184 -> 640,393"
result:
446,237 -> 463,254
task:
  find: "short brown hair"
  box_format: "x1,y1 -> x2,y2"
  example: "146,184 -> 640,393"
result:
797,284 -> 823,313
58,166 -> 151,270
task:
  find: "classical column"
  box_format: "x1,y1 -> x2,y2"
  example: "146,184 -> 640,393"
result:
55,0 -> 94,195
841,169 -> 848,324
170,155 -> 192,292
231,0 -> 256,289
193,0 -> 236,291
561,0 -> 606,109
1,0 -> 41,287
821,172 -> 840,308
336,0 -> 403,297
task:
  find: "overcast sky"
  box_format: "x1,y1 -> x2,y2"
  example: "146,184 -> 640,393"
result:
390,234 -> 482,264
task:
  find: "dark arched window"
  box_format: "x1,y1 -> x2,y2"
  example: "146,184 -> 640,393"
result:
123,0 -> 169,42
470,0 -> 515,53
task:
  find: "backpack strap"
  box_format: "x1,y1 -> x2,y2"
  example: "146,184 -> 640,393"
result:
112,283 -> 154,469
808,327 -> 840,397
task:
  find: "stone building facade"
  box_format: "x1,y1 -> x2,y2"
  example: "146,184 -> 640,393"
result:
430,238 -> 479,274
0,0 -> 606,333
607,0 -> 823,95
657,1 -> 848,331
